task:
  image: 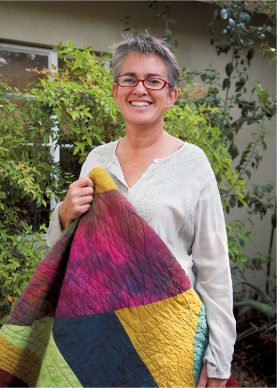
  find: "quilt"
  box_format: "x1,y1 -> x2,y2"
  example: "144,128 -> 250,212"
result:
0,167 -> 236,387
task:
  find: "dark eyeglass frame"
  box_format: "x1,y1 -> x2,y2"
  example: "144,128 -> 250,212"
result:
115,75 -> 172,90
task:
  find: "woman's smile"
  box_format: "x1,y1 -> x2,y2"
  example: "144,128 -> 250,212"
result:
129,101 -> 152,107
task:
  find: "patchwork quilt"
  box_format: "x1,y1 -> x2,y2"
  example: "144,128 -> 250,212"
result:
0,168 -> 236,387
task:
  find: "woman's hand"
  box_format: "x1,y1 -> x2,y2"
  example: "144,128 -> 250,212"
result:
197,363 -> 227,388
59,177 -> 94,230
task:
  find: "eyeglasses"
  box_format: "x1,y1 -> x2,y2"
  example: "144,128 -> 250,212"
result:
115,75 -> 171,90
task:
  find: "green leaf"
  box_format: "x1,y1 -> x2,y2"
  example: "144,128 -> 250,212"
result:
241,105 -> 248,117
229,18 -> 235,27
164,29 -> 172,41
265,184 -> 273,193
234,280 -> 272,304
247,46 -> 255,61
87,137 -> 93,148
223,78 -> 231,90
168,18 -> 177,24
234,300 -> 275,317
244,169 -> 251,179
220,8 -> 229,19
225,63 -> 234,77
200,74 -> 207,82
3,280 -> 10,288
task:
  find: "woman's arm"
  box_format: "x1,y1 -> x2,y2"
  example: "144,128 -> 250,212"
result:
46,151 -> 94,248
46,177 -> 94,247
192,169 -> 236,380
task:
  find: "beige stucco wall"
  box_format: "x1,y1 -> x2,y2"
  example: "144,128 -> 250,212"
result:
0,1 -> 276,278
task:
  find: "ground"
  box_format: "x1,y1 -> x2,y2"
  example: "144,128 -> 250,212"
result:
231,332 -> 276,387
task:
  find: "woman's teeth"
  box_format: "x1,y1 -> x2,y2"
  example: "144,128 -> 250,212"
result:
130,101 -> 151,107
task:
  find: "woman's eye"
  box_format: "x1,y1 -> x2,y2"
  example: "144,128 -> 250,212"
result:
146,79 -> 163,87
123,77 -> 136,84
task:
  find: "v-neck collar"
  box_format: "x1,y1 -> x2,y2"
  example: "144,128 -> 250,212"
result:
107,140 -> 187,191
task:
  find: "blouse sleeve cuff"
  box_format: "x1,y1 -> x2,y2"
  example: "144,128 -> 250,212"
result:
202,345 -> 231,379
46,202 -> 63,247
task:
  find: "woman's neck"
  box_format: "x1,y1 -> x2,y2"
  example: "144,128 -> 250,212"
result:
123,124 -> 166,151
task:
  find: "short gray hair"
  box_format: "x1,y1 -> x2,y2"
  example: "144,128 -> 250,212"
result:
112,33 -> 180,88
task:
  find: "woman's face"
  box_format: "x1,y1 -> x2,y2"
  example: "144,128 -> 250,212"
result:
112,53 -> 178,130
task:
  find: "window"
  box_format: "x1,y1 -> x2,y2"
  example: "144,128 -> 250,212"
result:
0,43 -> 53,92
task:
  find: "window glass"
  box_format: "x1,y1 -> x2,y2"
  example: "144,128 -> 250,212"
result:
0,50 -> 48,92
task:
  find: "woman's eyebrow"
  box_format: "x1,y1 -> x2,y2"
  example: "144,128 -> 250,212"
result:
122,72 -> 136,76
122,72 -> 162,77
147,73 -> 162,78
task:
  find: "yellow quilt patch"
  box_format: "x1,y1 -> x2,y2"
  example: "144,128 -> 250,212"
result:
0,336 -> 42,387
115,289 -> 203,387
88,167 -> 119,193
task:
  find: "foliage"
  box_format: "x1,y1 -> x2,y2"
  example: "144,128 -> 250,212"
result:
226,221 -> 253,268
29,41 -> 125,164
0,82 -> 52,323
177,1 -> 276,270
121,16 -> 138,37
184,0 -> 276,182
0,42 -> 125,322
122,2 -> 178,53
152,3 -> 178,48
234,276 -> 276,342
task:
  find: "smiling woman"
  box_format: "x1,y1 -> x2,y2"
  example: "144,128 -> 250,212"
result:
112,52 -> 177,137
46,33 -> 237,388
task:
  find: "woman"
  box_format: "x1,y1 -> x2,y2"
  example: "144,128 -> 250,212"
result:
47,33 -> 236,387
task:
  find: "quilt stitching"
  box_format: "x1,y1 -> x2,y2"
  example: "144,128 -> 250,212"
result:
67,259 -> 125,310
53,326 -> 100,387
73,234 -> 156,303
54,313 -> 156,387
0,168 -> 215,388
78,217 -> 177,291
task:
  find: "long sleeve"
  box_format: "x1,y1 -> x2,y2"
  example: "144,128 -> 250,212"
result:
192,172 -> 236,378
46,202 -> 63,247
46,155 -> 90,247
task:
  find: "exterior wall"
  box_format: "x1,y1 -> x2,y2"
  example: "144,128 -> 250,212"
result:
0,1 -> 276,273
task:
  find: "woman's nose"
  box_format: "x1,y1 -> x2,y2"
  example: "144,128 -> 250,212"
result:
132,80 -> 148,94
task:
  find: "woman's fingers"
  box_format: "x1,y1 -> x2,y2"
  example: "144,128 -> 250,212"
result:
59,177 -> 95,230
197,363 -> 208,388
197,363 -> 227,387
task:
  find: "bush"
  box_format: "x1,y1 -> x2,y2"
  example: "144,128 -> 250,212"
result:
0,42 -> 125,322
0,82 -> 51,321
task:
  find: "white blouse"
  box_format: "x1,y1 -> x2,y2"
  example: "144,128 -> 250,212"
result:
47,140 -> 236,379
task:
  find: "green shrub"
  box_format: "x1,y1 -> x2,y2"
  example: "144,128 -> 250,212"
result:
0,42 -> 125,322
0,82 -> 52,322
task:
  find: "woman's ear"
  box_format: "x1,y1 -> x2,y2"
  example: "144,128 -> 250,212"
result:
166,87 -> 178,109
112,83 -> 118,104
